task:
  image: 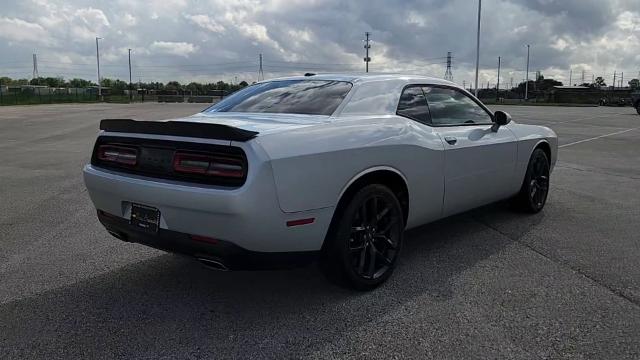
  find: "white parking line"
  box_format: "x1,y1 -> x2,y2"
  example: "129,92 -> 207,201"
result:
559,127 -> 639,148
555,112 -> 632,124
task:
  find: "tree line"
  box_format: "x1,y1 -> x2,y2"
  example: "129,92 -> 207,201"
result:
0,76 -> 250,93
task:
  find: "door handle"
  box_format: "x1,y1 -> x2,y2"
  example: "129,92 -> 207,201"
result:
444,136 -> 457,145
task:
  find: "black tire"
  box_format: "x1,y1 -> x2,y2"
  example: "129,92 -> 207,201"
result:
635,103 -> 640,115
513,148 -> 550,213
320,184 -> 404,290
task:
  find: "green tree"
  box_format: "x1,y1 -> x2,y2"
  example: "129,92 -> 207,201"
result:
68,78 -> 94,88
594,77 -> 606,87
629,79 -> 640,90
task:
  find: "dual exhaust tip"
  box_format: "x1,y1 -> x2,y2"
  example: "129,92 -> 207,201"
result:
107,228 -> 228,271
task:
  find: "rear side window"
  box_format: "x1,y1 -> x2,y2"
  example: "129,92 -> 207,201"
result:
396,86 -> 430,123
422,87 -> 492,125
205,80 -> 352,116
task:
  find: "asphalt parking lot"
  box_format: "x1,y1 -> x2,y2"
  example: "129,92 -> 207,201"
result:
1,103 -> 639,359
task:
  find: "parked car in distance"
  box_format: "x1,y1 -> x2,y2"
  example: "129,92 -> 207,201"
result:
83,74 -> 558,290
632,91 -> 640,115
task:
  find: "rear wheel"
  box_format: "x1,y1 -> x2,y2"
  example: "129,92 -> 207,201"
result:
321,184 -> 404,290
513,148 -> 550,213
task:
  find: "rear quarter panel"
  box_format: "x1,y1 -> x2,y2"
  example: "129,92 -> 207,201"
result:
256,116 -> 446,229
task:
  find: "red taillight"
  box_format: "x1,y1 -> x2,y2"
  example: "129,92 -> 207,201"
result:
172,152 -> 244,178
97,145 -> 138,166
190,234 -> 219,244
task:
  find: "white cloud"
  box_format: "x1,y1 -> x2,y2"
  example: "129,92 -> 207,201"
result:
0,17 -> 51,44
74,7 -> 110,28
186,14 -> 225,33
150,41 -> 199,57
122,13 -> 137,27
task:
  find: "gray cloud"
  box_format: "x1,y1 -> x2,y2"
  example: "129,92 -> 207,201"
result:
0,0 -> 638,87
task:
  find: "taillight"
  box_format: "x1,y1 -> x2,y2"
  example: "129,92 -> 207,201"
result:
172,152 -> 245,178
97,145 -> 138,166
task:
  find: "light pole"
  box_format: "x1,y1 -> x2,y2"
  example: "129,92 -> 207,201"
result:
128,48 -> 132,102
96,37 -> 102,99
474,0 -> 481,97
525,44 -> 530,100
496,56 -> 501,101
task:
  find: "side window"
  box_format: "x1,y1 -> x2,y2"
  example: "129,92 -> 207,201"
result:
396,86 -> 430,123
422,87 -> 492,125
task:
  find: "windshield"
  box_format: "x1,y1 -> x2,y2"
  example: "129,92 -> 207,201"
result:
205,80 -> 352,116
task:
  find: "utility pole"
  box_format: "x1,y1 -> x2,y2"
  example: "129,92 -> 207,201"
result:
525,44 -> 530,100
496,56 -> 501,101
474,0 -> 481,97
581,70 -> 585,85
510,77 -> 514,89
592,74 -> 595,84
444,51 -> 453,81
258,53 -> 264,81
128,48 -> 132,102
613,71 -> 616,90
621,72 -> 624,88
364,32 -> 371,73
463,80 -> 466,90
96,37 -> 102,98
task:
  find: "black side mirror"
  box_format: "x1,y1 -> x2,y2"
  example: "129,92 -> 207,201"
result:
492,110 -> 511,132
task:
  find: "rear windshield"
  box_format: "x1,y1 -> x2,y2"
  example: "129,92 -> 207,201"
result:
205,80 -> 352,116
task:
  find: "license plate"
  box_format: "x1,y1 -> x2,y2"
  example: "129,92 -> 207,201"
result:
131,203 -> 160,233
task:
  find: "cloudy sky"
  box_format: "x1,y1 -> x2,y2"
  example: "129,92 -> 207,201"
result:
1,0 -> 638,87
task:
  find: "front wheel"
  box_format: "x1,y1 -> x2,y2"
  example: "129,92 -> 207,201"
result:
513,148 -> 550,213
321,184 -> 404,290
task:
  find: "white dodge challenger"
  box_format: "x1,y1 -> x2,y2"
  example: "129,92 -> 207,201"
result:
84,74 -> 557,290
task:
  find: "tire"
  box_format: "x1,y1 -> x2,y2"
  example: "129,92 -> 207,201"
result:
513,148 -> 550,213
320,184 -> 404,291
635,103 -> 640,115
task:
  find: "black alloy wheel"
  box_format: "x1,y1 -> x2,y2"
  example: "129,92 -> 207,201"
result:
514,148 -> 550,213
321,184 -> 403,290
348,194 -> 400,280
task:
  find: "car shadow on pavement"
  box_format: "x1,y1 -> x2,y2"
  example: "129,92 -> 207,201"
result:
1,202 -> 530,358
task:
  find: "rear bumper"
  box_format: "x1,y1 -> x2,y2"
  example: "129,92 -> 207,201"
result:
98,211 -> 319,270
83,164 -> 334,253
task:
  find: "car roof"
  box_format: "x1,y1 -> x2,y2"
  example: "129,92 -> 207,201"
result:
267,73 -> 457,87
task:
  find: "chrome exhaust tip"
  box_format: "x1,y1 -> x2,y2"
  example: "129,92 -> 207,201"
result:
197,258 -> 229,271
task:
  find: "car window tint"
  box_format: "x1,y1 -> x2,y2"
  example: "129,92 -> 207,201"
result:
422,87 -> 492,125
340,79 -> 406,116
396,86 -> 430,123
205,80 -> 352,116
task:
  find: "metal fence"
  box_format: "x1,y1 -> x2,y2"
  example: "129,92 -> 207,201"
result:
0,90 -> 103,106
0,91 -> 225,106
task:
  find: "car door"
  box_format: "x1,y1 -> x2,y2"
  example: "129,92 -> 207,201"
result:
421,86 -> 517,217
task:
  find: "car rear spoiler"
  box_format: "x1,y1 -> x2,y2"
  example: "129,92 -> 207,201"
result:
99,119 -> 259,142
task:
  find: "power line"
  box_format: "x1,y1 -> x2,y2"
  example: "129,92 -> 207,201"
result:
258,53 -> 264,81
444,51 -> 453,81
364,31 -> 371,73
32,54 -> 39,80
